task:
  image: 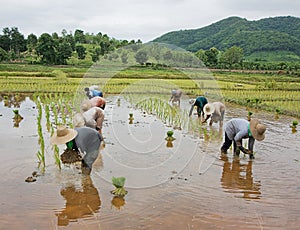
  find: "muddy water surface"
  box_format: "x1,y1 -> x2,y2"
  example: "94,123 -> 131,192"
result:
0,95 -> 299,230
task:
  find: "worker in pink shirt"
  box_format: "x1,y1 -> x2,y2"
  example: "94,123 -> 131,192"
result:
90,96 -> 106,110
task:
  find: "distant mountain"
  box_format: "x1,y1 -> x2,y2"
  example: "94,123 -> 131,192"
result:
152,16 -> 300,61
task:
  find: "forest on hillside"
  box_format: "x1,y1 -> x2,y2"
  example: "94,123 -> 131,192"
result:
153,16 -> 300,62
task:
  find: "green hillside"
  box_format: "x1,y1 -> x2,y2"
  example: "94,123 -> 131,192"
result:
153,16 -> 300,61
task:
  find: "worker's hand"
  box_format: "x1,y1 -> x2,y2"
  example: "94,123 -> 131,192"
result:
240,146 -> 252,155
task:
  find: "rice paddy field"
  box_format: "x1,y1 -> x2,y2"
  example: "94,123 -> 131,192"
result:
0,63 -> 299,117
0,63 -> 300,229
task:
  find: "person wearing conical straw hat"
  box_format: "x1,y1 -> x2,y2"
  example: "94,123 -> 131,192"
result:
51,125 -> 103,175
220,118 -> 266,159
202,102 -> 226,127
189,95 -> 208,119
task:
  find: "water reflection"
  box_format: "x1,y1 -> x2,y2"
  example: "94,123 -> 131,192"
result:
166,140 -> 174,148
111,196 -> 126,210
220,155 -> 261,199
0,93 -> 31,108
56,175 -> 101,226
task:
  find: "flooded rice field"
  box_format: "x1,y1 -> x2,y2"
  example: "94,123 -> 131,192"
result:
0,94 -> 299,230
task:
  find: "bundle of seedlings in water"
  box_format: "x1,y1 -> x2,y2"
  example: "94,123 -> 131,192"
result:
275,108 -> 280,119
165,130 -> 175,141
111,177 -> 128,197
60,148 -> 82,164
290,120 -> 298,133
129,113 -> 134,120
247,111 -> 253,121
13,109 -> 23,119
129,113 -> 134,124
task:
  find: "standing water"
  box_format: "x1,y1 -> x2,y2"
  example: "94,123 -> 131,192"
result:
0,94 -> 299,229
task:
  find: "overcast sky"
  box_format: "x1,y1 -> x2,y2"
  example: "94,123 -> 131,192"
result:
0,0 -> 299,42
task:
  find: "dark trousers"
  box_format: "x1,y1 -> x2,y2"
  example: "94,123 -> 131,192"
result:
221,132 -> 240,153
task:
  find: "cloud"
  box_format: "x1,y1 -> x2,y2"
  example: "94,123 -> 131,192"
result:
0,0 -> 299,42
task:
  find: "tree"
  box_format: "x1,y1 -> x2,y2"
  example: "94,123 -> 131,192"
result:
205,47 -> 219,67
36,33 -> 56,64
91,47 -> 101,62
0,27 -> 11,51
220,46 -> 244,69
0,47 -> 8,61
121,51 -> 128,64
64,34 -> 75,51
74,29 -> 86,43
56,41 -> 72,64
75,45 -> 86,59
135,50 -> 148,65
27,33 -> 38,52
0,27 -> 27,59
195,49 -> 208,64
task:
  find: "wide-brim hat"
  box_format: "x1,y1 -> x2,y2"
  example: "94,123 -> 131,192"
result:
50,125 -> 78,145
250,119 -> 266,141
203,103 -> 215,115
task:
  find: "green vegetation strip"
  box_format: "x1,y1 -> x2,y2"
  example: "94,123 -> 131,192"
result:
0,64 -> 299,117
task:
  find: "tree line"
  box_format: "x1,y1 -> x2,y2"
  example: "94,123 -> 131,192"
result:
195,46 -> 300,72
0,27 -> 299,72
0,27 -> 141,65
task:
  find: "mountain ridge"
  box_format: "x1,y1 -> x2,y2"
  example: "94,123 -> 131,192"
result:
152,16 -> 300,60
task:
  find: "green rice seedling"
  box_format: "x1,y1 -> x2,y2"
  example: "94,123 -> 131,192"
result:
37,136 -> 45,169
111,177 -> 128,197
53,145 -> 61,170
52,105 -> 58,125
45,104 -> 51,132
165,130 -> 175,141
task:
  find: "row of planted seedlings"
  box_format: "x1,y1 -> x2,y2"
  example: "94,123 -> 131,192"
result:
32,92 -> 76,172
125,93 -> 215,142
222,88 -> 300,116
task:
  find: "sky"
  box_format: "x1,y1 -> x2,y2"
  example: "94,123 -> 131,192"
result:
0,0 -> 299,42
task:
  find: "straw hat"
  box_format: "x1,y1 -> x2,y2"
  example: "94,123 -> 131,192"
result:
50,125 -> 78,145
250,119 -> 266,141
203,103 -> 215,115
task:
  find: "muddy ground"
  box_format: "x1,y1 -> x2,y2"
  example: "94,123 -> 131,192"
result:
0,95 -> 299,229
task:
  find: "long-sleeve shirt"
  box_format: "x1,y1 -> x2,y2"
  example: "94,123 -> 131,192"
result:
225,118 -> 255,150
75,127 -> 102,169
90,96 -> 106,109
170,89 -> 182,103
82,107 -> 104,130
189,96 -> 208,116
210,102 -> 225,122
